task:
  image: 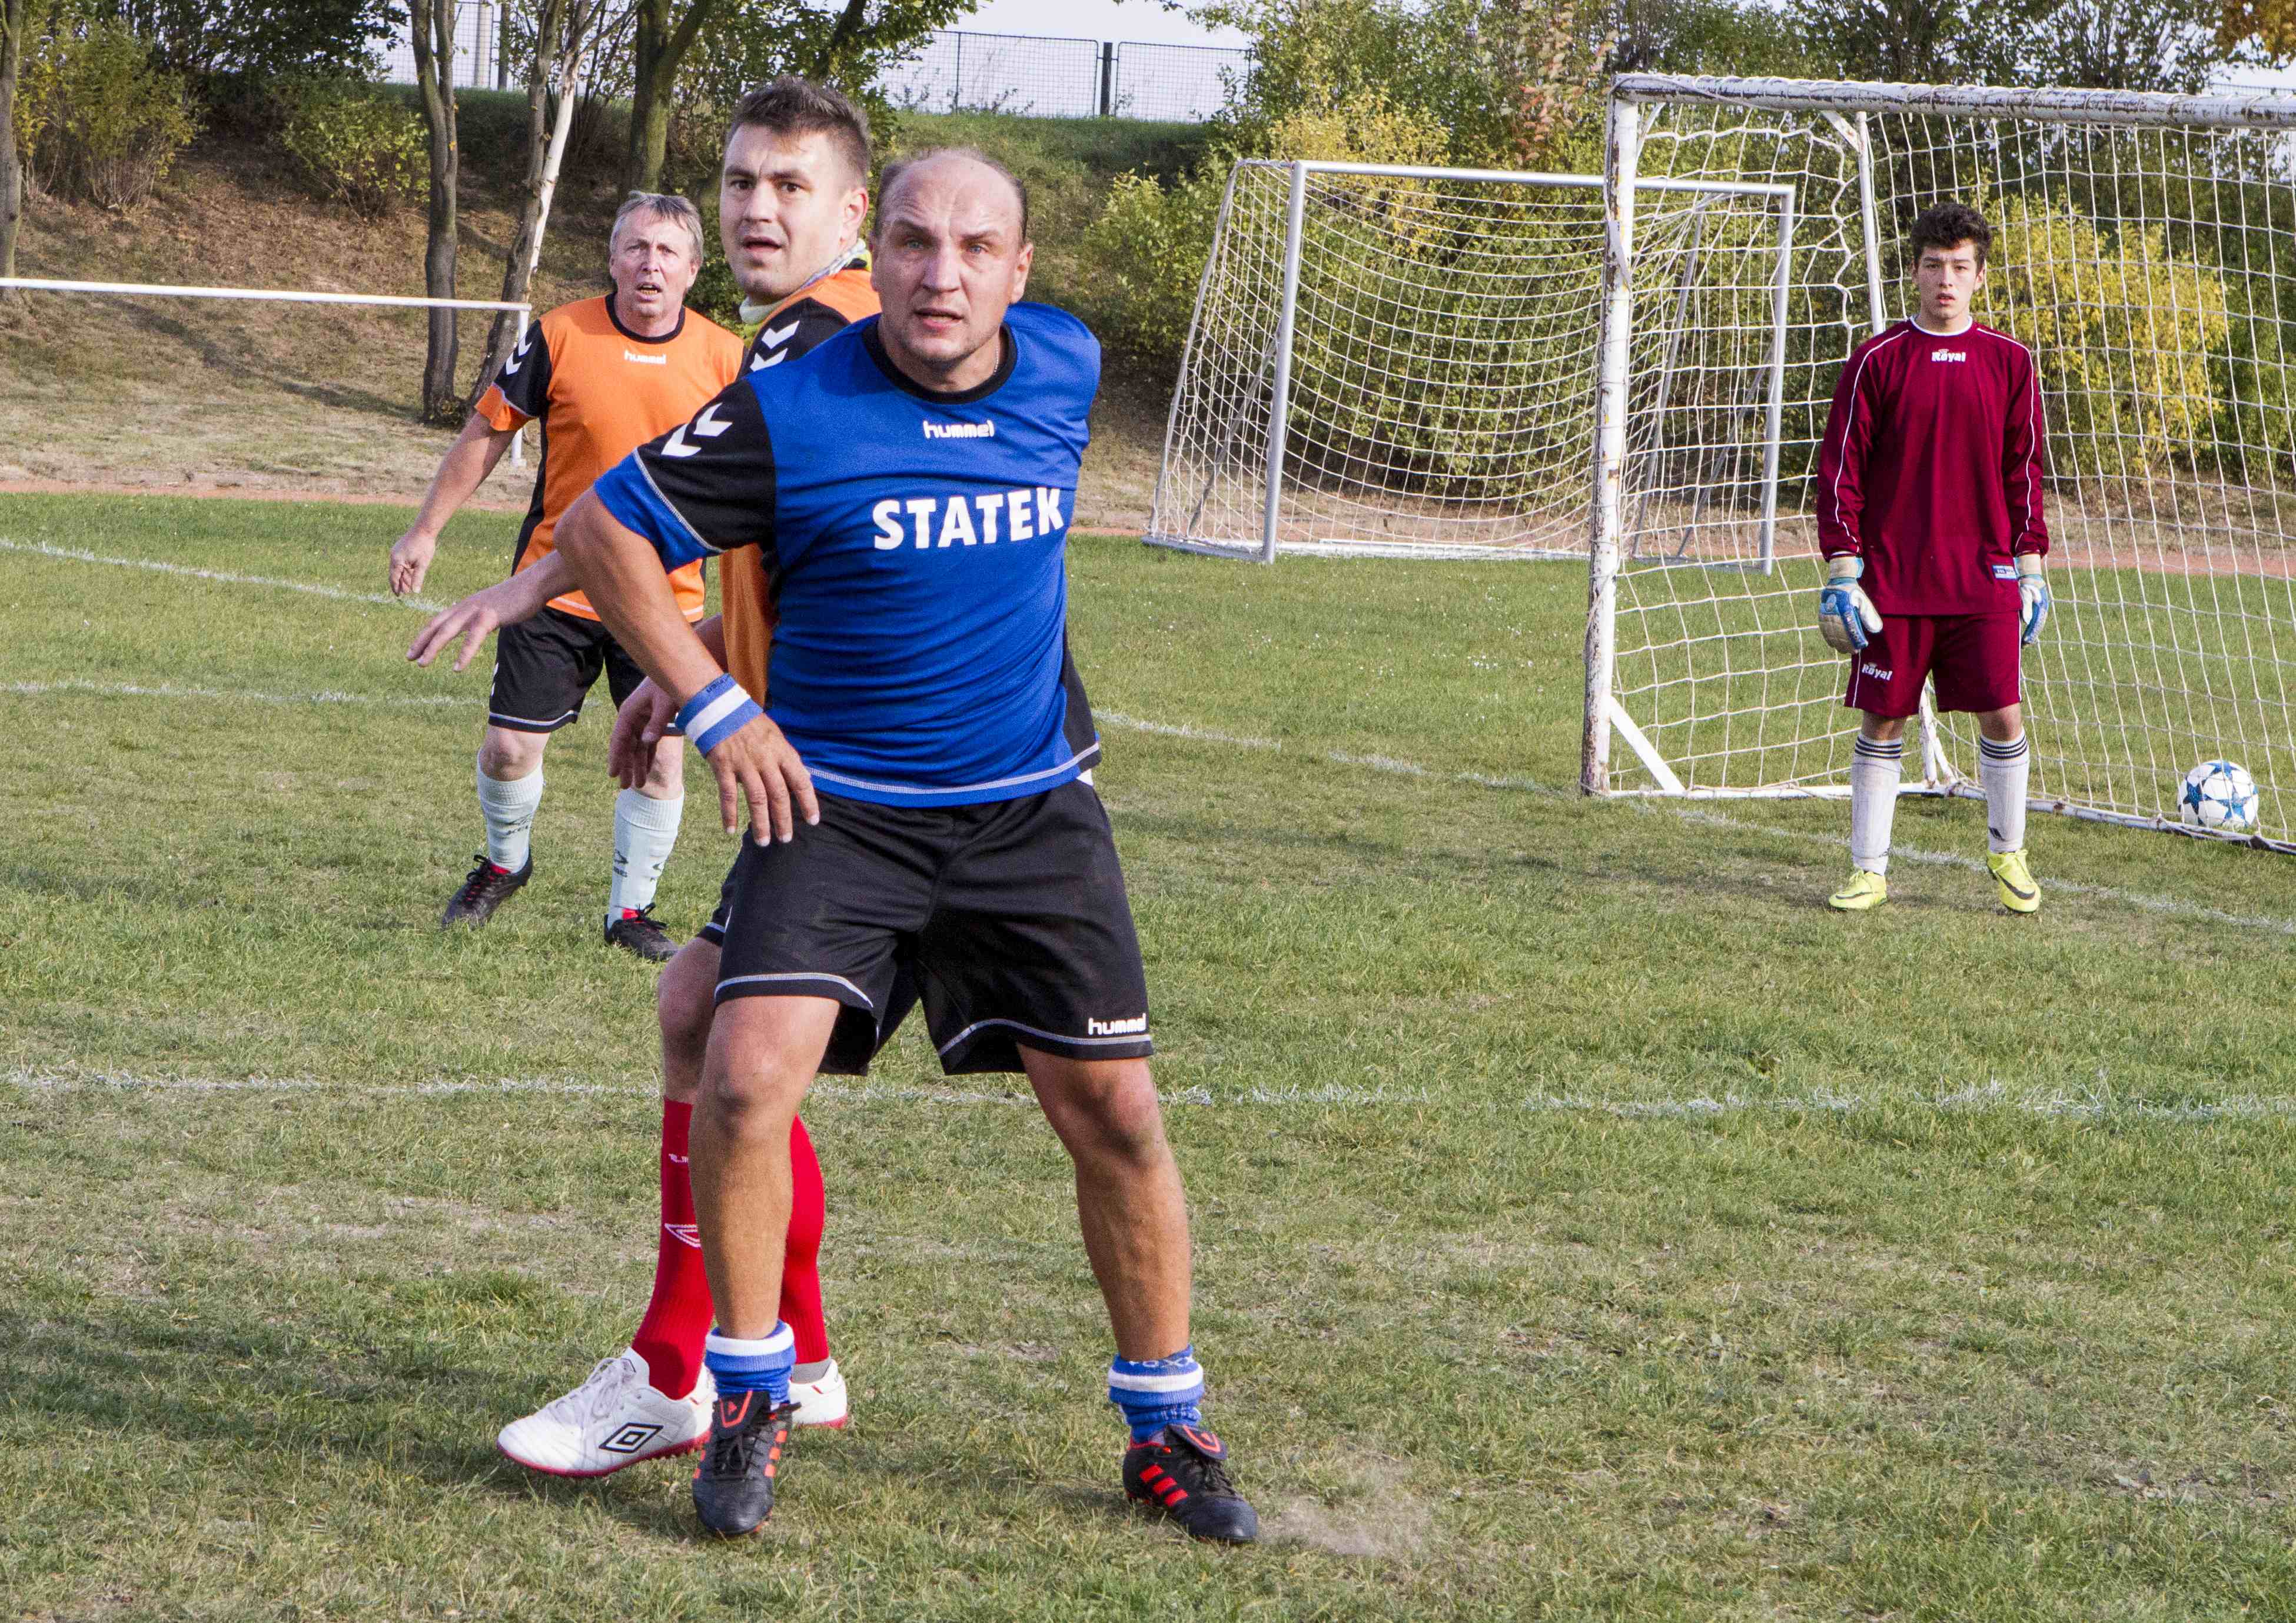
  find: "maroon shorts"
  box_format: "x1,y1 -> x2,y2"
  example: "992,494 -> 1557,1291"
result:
1843,613 -> 2022,718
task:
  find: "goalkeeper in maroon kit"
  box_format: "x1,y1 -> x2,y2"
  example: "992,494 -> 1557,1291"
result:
1812,201 -> 2052,914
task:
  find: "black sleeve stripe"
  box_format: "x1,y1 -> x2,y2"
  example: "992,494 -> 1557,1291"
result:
630,374 -> 778,555
631,452 -> 720,556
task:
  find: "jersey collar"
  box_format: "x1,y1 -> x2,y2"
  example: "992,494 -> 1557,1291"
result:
859,320 -> 1016,405
740,240 -> 872,327
606,294 -> 687,345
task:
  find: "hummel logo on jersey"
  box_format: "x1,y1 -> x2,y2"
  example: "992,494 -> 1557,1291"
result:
1859,662 -> 1893,680
869,486 -> 1066,549
501,330 -> 533,375
660,403 -> 735,457
664,1223 -> 702,1248
1930,347 -> 1968,362
923,419 -> 995,440
623,348 -> 669,366
1086,1013 -> 1149,1036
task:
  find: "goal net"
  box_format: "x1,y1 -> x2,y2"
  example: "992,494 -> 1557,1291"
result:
1146,158 -> 1794,561
1588,76 -> 2296,853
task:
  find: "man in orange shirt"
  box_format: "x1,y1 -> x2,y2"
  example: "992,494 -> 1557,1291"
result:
388,193 -> 743,960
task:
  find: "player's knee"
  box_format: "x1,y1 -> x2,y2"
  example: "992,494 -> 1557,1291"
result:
478,728 -> 545,780
656,945 -> 716,1093
1042,1061 -> 1168,1168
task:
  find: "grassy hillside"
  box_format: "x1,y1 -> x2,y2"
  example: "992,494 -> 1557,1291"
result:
0,105 -> 1213,524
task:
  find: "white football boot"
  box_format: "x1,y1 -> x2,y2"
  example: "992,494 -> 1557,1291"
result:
496,1349 -> 710,1477
789,1358 -> 850,1429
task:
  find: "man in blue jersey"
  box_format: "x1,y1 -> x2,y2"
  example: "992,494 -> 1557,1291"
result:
546,147 -> 1257,1544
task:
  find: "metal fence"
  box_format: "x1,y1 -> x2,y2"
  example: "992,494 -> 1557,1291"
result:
378,16 -> 1250,123
875,30 -> 1249,122
379,1 -> 509,91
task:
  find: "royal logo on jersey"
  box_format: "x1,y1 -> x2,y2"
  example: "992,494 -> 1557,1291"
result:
869,486 -> 1066,550
1930,347 -> 1968,362
922,419 -> 996,440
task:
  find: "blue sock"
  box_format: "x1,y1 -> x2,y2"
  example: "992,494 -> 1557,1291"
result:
704,1323 -> 793,1406
1108,1345 -> 1205,1442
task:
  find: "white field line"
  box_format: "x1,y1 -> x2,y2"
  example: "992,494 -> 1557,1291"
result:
7,1068 -> 2293,1124
0,537 -> 440,611
7,679 -> 461,708
1096,714 -> 2296,939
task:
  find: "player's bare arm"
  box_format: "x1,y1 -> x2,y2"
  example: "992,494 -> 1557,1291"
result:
390,413 -> 521,596
553,491 -> 818,841
404,549 -> 570,670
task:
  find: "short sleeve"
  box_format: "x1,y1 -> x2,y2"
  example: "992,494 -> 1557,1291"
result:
746,300 -> 856,374
476,320 -> 550,430
592,375 -> 777,570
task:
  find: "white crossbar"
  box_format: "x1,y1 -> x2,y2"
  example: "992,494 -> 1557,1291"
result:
0,277 -> 530,312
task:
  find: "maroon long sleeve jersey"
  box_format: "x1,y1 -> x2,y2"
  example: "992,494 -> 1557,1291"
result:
1812,320 -> 2049,616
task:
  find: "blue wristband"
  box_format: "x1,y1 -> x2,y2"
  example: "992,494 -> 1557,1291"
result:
675,674 -> 763,757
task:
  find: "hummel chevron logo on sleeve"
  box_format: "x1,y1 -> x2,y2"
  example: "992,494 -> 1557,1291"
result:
660,404 -> 734,458
502,330 -> 533,374
761,320 -> 798,349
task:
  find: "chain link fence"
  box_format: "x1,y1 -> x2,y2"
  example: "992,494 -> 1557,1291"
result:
378,16 -> 1249,123
379,0 -> 509,91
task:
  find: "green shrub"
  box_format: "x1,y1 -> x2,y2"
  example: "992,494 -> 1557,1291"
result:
19,15 -> 200,212
277,75 -> 428,217
1986,195 -> 2230,478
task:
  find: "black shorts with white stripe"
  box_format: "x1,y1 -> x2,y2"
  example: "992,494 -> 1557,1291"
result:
487,605 -> 669,734
712,779 -> 1154,1076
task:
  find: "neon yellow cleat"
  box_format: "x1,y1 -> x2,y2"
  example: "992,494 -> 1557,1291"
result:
1987,847 -> 2039,914
1828,868 -> 1888,912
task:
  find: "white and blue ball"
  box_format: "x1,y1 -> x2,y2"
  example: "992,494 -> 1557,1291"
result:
2178,759 -> 2261,834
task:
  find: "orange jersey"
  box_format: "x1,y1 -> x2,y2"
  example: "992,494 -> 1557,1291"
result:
476,295 -> 742,622
720,262 -> 881,698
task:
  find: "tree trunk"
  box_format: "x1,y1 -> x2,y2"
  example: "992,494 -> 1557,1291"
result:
467,0 -> 582,408
411,0 -> 461,424
624,0 -> 720,194
0,0 -> 26,307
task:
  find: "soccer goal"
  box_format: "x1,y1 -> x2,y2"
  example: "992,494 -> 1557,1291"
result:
1145,158 -> 1796,561
1586,76 -> 2296,854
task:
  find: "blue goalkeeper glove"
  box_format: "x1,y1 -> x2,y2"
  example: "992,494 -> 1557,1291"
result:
2016,554 -> 2051,646
1817,556 -> 1883,654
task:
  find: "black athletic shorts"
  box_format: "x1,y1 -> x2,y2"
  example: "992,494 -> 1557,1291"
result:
696,855 -> 925,1065
713,778 -> 1154,1077
488,605 -> 671,735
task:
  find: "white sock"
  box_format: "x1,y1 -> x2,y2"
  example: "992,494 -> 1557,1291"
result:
610,787 -> 683,919
1849,733 -> 1903,874
1979,731 -> 2030,853
476,762 -> 544,873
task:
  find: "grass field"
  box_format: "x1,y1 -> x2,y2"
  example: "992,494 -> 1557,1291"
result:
5,490 -> 2295,1621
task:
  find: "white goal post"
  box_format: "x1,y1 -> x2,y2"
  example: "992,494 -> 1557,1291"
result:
1586,75 -> 2296,854
1145,159 -> 1796,561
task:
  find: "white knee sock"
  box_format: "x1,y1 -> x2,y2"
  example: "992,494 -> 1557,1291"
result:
610,787 -> 684,920
1979,731 -> 2030,853
1849,733 -> 1904,874
476,761 -> 544,872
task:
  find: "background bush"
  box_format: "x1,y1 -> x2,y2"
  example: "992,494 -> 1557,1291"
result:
16,9 -> 200,212
276,75 -> 428,217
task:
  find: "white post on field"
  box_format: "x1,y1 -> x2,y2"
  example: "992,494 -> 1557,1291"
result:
1854,112 -> 1887,337
1257,160 -> 1309,566
1583,95 -> 1639,795
1754,187 -> 1794,574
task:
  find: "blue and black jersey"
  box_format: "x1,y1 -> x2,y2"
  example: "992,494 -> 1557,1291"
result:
593,301 -> 1104,810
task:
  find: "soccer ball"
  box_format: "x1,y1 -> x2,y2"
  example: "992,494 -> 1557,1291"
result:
2178,759 -> 2261,833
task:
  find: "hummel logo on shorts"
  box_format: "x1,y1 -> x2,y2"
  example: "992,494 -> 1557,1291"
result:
1087,1013 -> 1149,1037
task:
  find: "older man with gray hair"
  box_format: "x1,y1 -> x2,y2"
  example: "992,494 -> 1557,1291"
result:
388,191 -> 744,959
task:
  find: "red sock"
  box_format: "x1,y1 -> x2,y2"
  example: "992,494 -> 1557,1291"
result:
630,1100 -> 712,1399
780,1114 -> 831,1366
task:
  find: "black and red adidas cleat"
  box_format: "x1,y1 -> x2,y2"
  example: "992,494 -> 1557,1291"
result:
441,853 -> 531,929
1122,1424 -> 1259,1544
692,1391 -> 794,1537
